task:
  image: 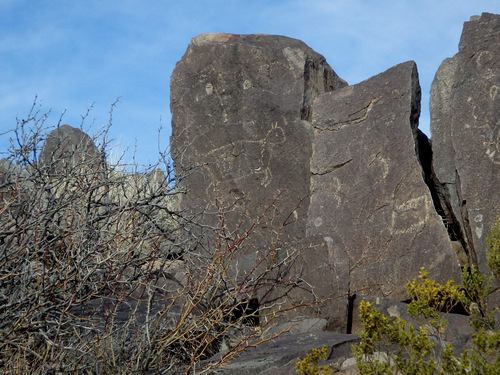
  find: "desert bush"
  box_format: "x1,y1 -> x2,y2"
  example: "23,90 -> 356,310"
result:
296,345 -> 332,375
353,217 -> 500,374
0,101 -> 313,374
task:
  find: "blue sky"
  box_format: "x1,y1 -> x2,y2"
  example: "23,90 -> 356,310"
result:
1,1 -> 499,167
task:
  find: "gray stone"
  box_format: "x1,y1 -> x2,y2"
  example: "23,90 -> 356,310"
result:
169,34 -> 469,335
263,315 -> 329,338
170,33 -> 346,241
40,124 -> 102,171
206,330 -> 358,375
0,158 -> 20,186
266,235 -> 352,331
170,34 -> 348,314
0,159 -> 23,236
430,13 -> 500,282
307,61 -> 461,301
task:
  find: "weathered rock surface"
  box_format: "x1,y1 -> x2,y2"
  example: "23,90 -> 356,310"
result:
307,61 -> 461,306
10,14 -> 496,373
170,34 -> 346,251
170,32 -> 464,333
40,124 -> 102,171
203,317 -> 359,375
430,13 -> 500,286
281,235 -> 352,332
0,158 -> 20,186
0,159 -> 28,228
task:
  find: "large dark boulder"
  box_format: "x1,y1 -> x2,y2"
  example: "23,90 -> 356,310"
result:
40,124 -> 102,172
170,33 -> 346,274
430,13 -> 500,284
169,33 -> 464,332
204,317 -> 359,375
170,33 -> 346,216
302,62 -> 461,329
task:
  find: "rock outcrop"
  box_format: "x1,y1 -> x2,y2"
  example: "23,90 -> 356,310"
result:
204,318 -> 359,375
6,13 -> 497,374
170,32 -> 465,331
170,34 -> 346,248
40,124 -> 102,172
431,13 -> 500,295
304,61 -> 461,329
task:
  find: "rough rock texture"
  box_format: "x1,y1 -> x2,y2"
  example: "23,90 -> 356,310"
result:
170,33 -> 467,329
307,62 -> 461,304
40,124 -> 101,171
166,16 -> 500,371
0,159 -> 20,185
170,34 -> 346,250
204,317 -> 359,375
430,13 -> 500,285
0,159 -> 28,225
170,33 -> 352,327
282,235 -> 353,332
2,14 -> 498,373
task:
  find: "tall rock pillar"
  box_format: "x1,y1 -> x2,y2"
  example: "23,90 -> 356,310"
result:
170,33 -> 346,268
431,13 -> 500,285
308,62 -> 461,304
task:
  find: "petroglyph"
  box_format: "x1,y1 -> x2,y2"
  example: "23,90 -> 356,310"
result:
490,85 -> 498,100
391,195 -> 429,235
474,212 -> 484,239
369,152 -> 390,180
242,79 -> 252,90
476,50 -> 492,67
201,123 -> 286,193
205,82 -> 214,95
486,125 -> 500,164
282,47 -> 306,71
312,98 -> 379,132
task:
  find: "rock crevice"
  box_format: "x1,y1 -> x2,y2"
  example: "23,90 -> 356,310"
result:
414,130 -> 472,267
430,14 -> 500,292
171,13 -> 500,341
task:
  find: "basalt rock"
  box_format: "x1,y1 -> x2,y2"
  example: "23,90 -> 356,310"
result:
169,15 -> 500,345
170,33 -> 346,279
170,33 -> 463,331
430,13 -> 500,294
40,124 -> 102,172
2,14 -> 499,373
204,319 -> 359,375
307,61 -> 461,308
6,14 -> 490,374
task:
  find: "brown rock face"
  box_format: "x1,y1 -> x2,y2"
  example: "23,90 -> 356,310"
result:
170,33 -> 346,268
307,61 -> 460,306
431,13 -> 500,279
170,22 -> 500,332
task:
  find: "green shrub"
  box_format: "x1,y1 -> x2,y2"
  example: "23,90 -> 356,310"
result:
296,345 -> 332,375
353,217 -> 500,374
487,216 -> 500,278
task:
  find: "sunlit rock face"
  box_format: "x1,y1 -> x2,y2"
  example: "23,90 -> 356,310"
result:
431,13 -> 500,301
170,15 -> 499,332
40,124 -> 102,172
170,33 -> 346,281
170,33 -> 346,234
308,61 -> 460,305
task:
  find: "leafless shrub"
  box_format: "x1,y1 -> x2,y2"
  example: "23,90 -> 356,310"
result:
0,101 -> 320,374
